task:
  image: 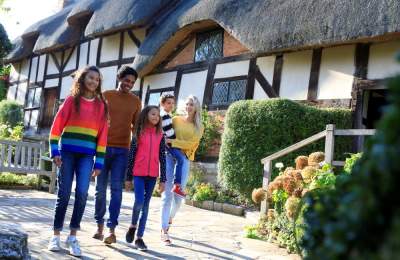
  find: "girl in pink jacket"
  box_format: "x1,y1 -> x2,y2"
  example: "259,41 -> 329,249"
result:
124,105 -> 166,251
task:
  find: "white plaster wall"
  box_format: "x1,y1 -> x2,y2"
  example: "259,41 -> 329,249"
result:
60,76 -> 74,99
89,38 -> 99,66
37,55 -> 46,82
178,70 -> 208,106
7,85 -> 17,100
257,56 -> 275,84
214,60 -> 249,78
253,81 -> 269,100
368,40 -> 400,79
30,109 -> 39,128
133,77 -> 141,92
47,51 -> 62,75
144,72 -> 177,90
100,66 -> 118,91
100,33 -> 120,63
16,82 -> 27,104
280,50 -> 312,100
45,78 -> 59,88
9,63 -> 20,82
78,42 -> 89,68
19,59 -> 30,80
29,57 -> 38,82
141,84 -> 148,107
317,45 -> 355,99
123,31 -> 139,58
64,47 -> 77,71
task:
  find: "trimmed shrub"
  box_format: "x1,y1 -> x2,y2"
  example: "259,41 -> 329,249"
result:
218,99 -> 352,200
0,99 -> 23,127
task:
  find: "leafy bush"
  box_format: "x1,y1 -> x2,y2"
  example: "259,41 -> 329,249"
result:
218,99 -> 352,200
300,67 -> 400,259
0,100 -> 23,127
0,172 -> 39,187
195,108 -> 222,160
0,124 -> 23,141
192,183 -> 217,202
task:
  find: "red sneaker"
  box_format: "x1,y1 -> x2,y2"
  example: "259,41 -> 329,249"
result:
172,185 -> 186,197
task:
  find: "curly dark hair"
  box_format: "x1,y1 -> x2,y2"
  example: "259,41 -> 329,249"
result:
117,65 -> 138,80
135,105 -> 162,139
70,66 -> 108,117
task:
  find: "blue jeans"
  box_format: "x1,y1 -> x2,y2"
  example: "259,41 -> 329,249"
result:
131,176 -> 157,238
94,147 -> 128,228
53,151 -> 94,231
160,151 -> 190,230
168,147 -> 187,184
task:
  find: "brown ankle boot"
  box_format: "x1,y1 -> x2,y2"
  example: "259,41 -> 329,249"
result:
93,224 -> 104,241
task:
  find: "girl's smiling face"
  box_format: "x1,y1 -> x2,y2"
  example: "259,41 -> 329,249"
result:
83,70 -> 100,94
147,108 -> 160,126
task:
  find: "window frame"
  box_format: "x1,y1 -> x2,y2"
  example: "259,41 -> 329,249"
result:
207,75 -> 248,110
24,84 -> 43,129
145,87 -> 175,106
194,29 -> 224,63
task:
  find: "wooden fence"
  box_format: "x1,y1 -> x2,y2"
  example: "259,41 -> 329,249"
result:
260,124 -> 376,215
0,139 -> 56,193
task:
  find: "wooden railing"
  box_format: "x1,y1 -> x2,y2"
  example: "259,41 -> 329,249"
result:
0,139 -> 56,193
259,124 -> 376,215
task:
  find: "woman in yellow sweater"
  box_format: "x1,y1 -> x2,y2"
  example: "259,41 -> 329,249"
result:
161,95 -> 204,245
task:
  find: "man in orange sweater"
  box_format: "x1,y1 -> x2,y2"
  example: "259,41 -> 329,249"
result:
93,65 -> 142,244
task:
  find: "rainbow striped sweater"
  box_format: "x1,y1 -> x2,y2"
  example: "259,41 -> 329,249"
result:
49,96 -> 108,170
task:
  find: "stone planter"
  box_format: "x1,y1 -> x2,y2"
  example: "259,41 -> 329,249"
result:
185,199 -> 193,206
213,202 -> 223,212
201,200 -> 214,211
193,200 -> 202,208
222,203 -> 244,216
0,223 -> 30,259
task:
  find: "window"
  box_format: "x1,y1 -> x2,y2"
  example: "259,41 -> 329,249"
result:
210,78 -> 247,107
194,30 -> 223,62
145,87 -> 175,106
24,85 -> 42,129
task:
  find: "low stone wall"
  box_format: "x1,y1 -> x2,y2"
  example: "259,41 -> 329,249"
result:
185,199 -> 245,216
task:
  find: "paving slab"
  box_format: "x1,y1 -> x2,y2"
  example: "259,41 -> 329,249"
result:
0,185 -> 300,260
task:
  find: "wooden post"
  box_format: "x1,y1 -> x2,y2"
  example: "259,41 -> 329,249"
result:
49,163 -> 57,194
260,160 -> 272,216
325,124 -> 335,165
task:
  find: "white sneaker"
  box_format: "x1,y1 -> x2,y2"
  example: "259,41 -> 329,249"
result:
48,235 -> 61,251
66,235 -> 82,257
161,231 -> 172,246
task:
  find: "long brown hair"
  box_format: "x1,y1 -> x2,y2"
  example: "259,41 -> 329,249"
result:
70,66 -> 108,117
135,106 -> 162,139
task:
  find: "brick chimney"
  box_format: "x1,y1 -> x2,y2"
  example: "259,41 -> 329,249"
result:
58,0 -> 76,10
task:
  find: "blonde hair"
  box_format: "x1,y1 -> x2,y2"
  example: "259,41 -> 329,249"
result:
185,95 -> 202,132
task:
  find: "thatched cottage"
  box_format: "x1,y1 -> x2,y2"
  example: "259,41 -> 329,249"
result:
5,0 -> 400,140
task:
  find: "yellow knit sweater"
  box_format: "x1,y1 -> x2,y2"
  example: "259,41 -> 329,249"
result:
171,116 -> 204,161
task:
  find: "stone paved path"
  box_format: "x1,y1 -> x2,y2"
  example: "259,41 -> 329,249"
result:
0,185 -> 300,260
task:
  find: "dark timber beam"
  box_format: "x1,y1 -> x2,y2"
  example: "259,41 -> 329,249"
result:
254,65 -> 278,98
307,48 -> 322,100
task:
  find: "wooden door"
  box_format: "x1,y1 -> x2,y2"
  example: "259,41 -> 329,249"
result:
40,88 -> 58,128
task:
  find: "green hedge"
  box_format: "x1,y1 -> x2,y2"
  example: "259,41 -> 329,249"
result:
0,100 -> 23,127
218,99 -> 352,199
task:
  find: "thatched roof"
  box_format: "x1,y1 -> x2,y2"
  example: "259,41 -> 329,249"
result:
68,0 -> 173,37
5,0 -> 174,62
133,0 -> 400,75
5,0 -> 400,66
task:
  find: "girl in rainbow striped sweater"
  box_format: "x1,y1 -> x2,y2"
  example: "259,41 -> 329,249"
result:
47,66 -> 108,257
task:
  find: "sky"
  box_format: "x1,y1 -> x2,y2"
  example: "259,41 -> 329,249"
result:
0,0 -> 59,41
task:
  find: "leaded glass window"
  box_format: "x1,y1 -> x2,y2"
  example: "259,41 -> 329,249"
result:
211,79 -> 247,106
194,30 -> 223,62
